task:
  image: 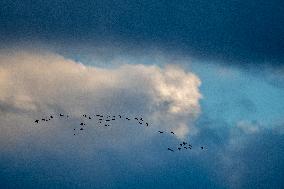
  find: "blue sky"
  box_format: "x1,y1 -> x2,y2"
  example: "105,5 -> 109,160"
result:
0,1 -> 284,189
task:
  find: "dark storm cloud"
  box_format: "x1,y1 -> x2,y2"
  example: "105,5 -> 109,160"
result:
1,0 -> 284,65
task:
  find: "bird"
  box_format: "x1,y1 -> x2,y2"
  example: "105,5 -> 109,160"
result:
139,122 -> 142,124
89,117 -> 91,119
182,142 -> 187,145
80,128 -> 84,130
80,123 -> 84,126
170,131 -> 175,135
112,118 -> 115,120
42,118 -> 45,121
35,120 -> 39,123
106,119 -> 110,121
126,118 -> 130,120
134,117 -> 138,120
50,116 -> 53,119
60,114 -> 64,117
201,146 -> 204,150
158,131 -> 164,133
178,147 -> 181,150
96,114 -> 100,117
146,122 -> 149,126
118,115 -> 121,118
140,118 -> 143,121
184,147 -> 187,149
180,144 -> 183,147
73,129 -> 76,131
167,148 -> 174,152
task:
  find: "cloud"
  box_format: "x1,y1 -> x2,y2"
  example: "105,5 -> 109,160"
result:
0,50 -> 202,141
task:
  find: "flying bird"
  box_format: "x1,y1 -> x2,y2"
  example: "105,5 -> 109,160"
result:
168,148 -> 174,152
158,131 -> 164,133
146,122 -> 149,126
170,131 -> 175,135
60,114 -> 64,117
35,120 -> 39,123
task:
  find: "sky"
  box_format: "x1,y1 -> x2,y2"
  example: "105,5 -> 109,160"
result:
0,1 -> 284,189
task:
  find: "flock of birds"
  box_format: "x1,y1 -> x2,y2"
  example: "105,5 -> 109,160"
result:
34,113 -> 205,152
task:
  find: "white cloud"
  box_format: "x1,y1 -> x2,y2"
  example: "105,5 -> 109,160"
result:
0,51 -> 202,141
237,120 -> 260,134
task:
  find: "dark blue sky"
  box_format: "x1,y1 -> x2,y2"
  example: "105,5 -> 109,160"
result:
0,1 -> 284,189
1,0 -> 284,65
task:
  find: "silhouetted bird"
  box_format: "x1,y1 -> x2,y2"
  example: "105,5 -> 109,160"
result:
60,114 -> 64,117
35,120 -> 39,123
183,142 -> 187,145
112,119 -> 115,120
140,118 -> 143,121
80,128 -> 84,130
135,118 -> 138,120
139,122 -> 142,124
126,118 -> 130,120
158,131 -> 164,133
99,118 -> 103,120
178,148 -> 181,150
171,131 -> 175,135
74,134 -> 76,135
119,115 -> 121,118
146,123 -> 149,126
106,119 -> 110,121
168,148 -> 174,152
89,117 -> 91,119
201,147 -> 204,150
96,115 -> 100,117
73,129 -> 75,131
184,147 -> 187,149
80,123 -> 84,126
180,144 -> 183,146
42,119 -> 45,121
50,116 -> 53,119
